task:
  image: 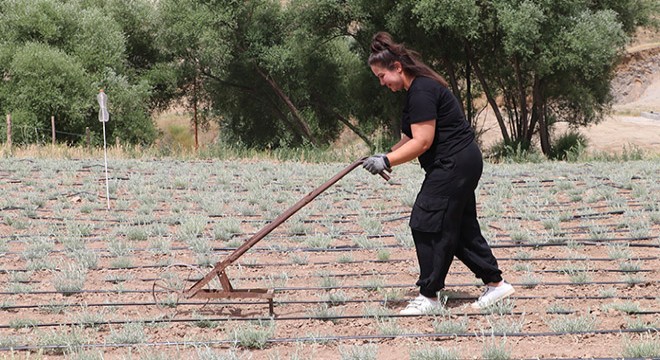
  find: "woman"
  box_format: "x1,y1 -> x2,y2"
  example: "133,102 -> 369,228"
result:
362,32 -> 514,315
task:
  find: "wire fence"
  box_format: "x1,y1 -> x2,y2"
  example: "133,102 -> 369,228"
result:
1,114 -> 106,147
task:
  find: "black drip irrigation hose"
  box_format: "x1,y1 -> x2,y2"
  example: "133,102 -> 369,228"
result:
2,294 -> 658,312
1,182 -> 652,220
498,256 -> 659,261
481,201 -> 647,211
1,279 -> 658,297
0,253 -> 658,274
3,207 -> 413,227
0,258 -> 413,274
1,266 -> 653,287
2,294 -> 660,329
0,206 -> 652,238
0,204 -> 655,241
273,280 -> 660,292
3,312 -> 660,330
0,236 -> 657,264
491,241 -> 659,249
0,328 -> 657,353
4,203 -> 657,238
497,210 -> 627,220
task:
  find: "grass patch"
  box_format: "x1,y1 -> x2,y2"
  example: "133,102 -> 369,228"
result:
109,322 -> 147,344
622,332 -> 660,358
433,315 -> 469,335
547,313 -> 597,333
339,344 -> 378,360
227,320 -> 275,350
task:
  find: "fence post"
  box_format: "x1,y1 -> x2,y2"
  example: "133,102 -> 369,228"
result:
115,136 -> 119,148
86,127 -> 91,149
51,115 -> 56,145
6,114 -> 11,148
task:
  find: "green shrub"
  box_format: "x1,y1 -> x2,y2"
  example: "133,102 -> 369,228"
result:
227,320 -> 274,349
410,346 -> 461,360
550,131 -> 588,161
547,313 -> 597,332
622,332 -> 660,358
487,139 -> 544,163
37,325 -> 89,355
53,263 -> 87,295
433,316 -> 468,335
482,336 -> 511,360
109,322 -> 147,344
339,344 -> 378,360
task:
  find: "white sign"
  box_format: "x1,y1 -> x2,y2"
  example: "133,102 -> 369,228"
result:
97,91 -> 109,122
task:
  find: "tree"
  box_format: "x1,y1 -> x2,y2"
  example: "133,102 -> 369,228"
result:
409,0 -> 654,155
3,0 -> 652,153
6,42 -> 90,142
0,0 -> 159,145
346,0 -> 656,156
159,0 -> 371,149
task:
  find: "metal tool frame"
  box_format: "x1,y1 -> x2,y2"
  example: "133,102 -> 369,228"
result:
171,158 -> 389,315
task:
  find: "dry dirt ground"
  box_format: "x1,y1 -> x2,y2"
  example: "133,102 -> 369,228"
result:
0,157 -> 658,360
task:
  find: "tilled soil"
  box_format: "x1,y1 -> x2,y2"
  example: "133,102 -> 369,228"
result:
0,158 -> 658,359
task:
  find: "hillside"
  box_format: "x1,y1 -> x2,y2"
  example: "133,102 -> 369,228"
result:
474,27 -> 660,155
583,42 -> 660,154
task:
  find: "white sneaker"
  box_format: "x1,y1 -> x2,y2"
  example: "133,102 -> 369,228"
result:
399,294 -> 439,315
471,282 -> 515,310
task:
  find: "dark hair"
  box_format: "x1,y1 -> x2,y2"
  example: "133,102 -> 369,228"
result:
368,32 -> 448,88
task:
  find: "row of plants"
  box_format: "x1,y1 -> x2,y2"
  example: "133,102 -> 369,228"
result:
0,157 -> 658,358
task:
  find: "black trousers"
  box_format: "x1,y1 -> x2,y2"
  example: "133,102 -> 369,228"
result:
409,141 -> 503,298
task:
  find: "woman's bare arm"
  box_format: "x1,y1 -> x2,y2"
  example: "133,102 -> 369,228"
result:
390,134 -> 411,151
386,120 -> 435,167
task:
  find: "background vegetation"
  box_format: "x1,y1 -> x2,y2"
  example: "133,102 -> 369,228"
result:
0,0 -> 657,157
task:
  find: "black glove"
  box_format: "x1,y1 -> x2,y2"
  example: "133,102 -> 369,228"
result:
363,154 -> 391,175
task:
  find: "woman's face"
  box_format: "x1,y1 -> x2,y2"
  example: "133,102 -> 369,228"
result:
370,62 -> 407,92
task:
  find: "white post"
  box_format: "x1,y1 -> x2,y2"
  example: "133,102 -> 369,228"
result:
102,121 -> 110,209
98,90 -> 111,210
51,115 -> 56,145
6,114 -> 11,149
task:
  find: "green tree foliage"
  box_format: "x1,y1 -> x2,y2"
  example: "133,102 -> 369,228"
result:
0,0 -> 656,153
6,42 -> 90,137
0,0 -> 157,145
159,0 -> 371,149
389,0 -> 654,155
156,0 -> 236,140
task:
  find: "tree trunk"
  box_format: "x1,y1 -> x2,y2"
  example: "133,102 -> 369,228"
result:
497,77 -> 518,140
465,55 -> 473,124
310,98 -> 377,150
193,74 -> 199,151
532,76 -> 551,155
6,114 -> 11,149
513,57 -> 529,141
335,112 -> 374,150
254,66 -> 320,146
465,43 -> 510,144
442,55 -> 466,116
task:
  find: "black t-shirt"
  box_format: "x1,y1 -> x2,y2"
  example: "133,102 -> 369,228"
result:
401,76 -> 474,169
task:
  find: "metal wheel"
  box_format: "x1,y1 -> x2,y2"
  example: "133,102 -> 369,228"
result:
152,263 -> 209,316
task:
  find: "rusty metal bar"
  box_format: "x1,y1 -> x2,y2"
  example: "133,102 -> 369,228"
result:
184,158 -> 389,304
